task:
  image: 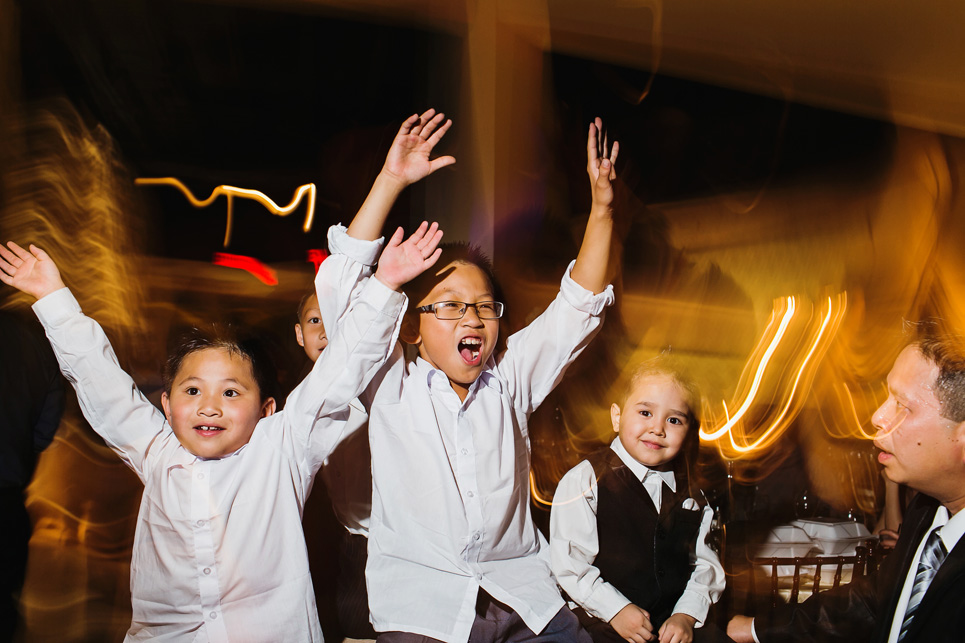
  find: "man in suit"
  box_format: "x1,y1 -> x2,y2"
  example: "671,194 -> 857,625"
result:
727,330 -> 965,643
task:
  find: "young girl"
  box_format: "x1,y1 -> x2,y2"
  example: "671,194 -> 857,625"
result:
550,357 -> 728,643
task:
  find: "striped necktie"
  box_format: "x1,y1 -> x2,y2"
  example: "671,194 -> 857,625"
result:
897,527 -> 947,641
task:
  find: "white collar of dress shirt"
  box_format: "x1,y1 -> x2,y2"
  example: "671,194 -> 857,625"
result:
938,503 -> 965,553
166,436 -> 249,470
609,436 -> 677,492
415,356 -> 502,396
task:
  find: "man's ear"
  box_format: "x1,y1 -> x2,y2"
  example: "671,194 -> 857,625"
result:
610,403 -> 622,434
161,391 -> 173,424
261,397 -> 277,418
400,312 -> 421,346
294,323 -> 305,347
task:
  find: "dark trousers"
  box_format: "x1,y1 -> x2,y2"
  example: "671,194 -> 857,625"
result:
338,531 -> 377,639
378,591 -> 592,643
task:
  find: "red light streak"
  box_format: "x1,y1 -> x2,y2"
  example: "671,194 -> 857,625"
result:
212,253 -> 278,286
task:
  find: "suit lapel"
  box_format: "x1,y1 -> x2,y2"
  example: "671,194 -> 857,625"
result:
898,526 -> 965,642
874,496 -> 938,642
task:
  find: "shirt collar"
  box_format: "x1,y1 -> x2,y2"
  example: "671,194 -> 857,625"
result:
939,504 -> 965,553
610,437 -> 677,492
415,356 -> 502,397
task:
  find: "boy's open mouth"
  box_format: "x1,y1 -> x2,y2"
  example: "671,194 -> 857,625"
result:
194,425 -> 226,436
458,337 -> 483,365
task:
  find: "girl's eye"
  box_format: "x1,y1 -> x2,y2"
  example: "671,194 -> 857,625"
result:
224,389 -> 239,398
668,417 -> 682,425
441,302 -> 462,310
639,410 -> 651,417
186,387 -> 200,395
309,317 -> 320,324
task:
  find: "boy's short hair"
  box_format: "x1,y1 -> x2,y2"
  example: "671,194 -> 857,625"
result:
910,322 -> 965,422
163,324 -> 278,402
296,292 -> 317,321
403,242 -> 501,311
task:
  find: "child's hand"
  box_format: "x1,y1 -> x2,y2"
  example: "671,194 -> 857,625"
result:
0,241 -> 66,300
610,603 -> 654,643
587,116 -> 619,212
381,109 -> 456,187
657,613 -> 696,643
374,221 -> 444,291
726,615 -> 756,643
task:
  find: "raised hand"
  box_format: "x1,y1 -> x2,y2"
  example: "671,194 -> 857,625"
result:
374,221 -> 444,291
381,109 -> 456,187
0,241 -> 66,300
587,116 -> 620,211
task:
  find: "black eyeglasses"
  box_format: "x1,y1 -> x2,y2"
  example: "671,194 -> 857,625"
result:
416,301 -> 505,320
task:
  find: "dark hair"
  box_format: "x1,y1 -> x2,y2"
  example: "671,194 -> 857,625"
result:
910,323 -> 965,422
163,324 -> 278,402
295,291 -> 318,321
619,354 -> 703,495
403,242 -> 501,311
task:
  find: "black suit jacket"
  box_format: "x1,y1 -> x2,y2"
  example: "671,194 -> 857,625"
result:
756,494 -> 965,643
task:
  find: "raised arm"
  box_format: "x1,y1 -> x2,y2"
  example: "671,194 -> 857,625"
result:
1,241 -> 165,479
347,108 -> 455,241
570,117 -> 619,295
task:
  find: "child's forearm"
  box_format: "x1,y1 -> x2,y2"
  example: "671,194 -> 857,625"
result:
570,206 -> 615,295
346,171 -> 407,241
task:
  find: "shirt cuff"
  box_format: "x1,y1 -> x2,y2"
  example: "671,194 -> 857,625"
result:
751,618 -> 761,643
328,223 -> 384,266
560,260 -> 615,316
672,591 -> 711,627
32,287 -> 80,327
358,271 -> 407,317
583,583 -> 632,623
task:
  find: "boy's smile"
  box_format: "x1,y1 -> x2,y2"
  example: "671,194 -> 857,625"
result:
611,374 -> 691,471
411,262 -> 499,401
161,347 -> 276,459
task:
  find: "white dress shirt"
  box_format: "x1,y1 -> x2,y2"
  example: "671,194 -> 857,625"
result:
33,279 -> 405,642
886,504 -> 965,643
319,401 -> 371,535
316,226 -> 614,643
549,437 -> 725,626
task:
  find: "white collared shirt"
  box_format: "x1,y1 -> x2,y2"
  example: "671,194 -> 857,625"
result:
316,226 -> 614,643
886,504 -> 965,643
549,437 -> 725,625
33,280 -> 405,642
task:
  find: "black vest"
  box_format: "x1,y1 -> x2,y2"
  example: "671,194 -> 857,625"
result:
587,448 -> 704,628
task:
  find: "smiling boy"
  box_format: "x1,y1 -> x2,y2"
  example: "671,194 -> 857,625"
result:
0,225 -> 442,641
315,111 -> 619,643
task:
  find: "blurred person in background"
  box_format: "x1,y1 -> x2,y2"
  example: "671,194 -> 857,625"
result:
0,309 -> 65,642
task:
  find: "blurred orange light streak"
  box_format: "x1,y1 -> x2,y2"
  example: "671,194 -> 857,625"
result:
134,177 -> 316,246
701,294 -> 845,454
841,382 -> 877,440
700,296 -> 796,442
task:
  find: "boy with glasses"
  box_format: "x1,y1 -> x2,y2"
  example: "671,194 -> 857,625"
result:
315,110 -> 621,643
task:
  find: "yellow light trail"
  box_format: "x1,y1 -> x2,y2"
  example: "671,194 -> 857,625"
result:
701,293 -> 846,456
135,177 -> 316,246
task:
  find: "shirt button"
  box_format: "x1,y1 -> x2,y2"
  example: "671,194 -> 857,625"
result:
210,611 -> 217,619
203,567 -> 211,575
196,520 -> 205,527
197,473 -> 205,480
475,573 -> 483,581
461,449 -> 468,456
467,491 -> 474,498
473,532 -> 481,541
